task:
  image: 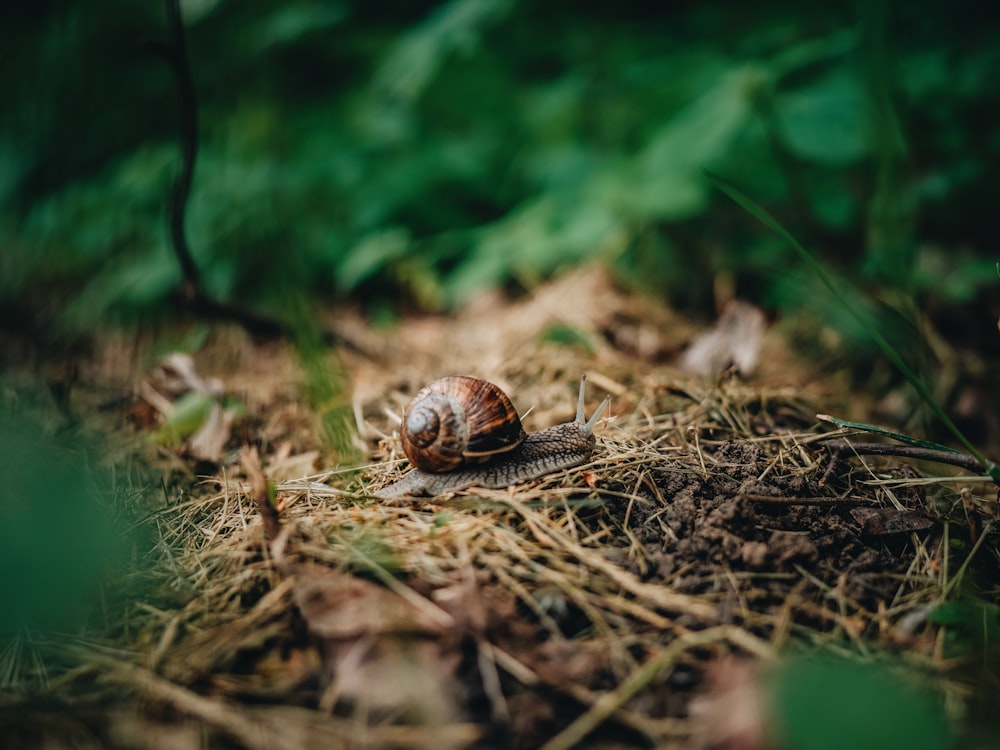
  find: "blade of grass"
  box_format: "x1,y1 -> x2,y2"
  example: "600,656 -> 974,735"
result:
816,414 -> 964,453
705,171 -> 997,481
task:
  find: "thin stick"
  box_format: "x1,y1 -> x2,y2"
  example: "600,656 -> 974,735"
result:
821,440 -> 988,481
163,0 -> 200,291
241,446 -> 281,543
151,0 -> 365,351
740,493 -> 874,506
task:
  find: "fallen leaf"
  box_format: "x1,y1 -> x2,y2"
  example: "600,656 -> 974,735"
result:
293,565 -> 446,639
850,508 -> 934,536
138,353 -> 242,462
293,565 -> 461,721
186,400 -> 233,462
688,658 -> 769,750
679,300 -> 767,376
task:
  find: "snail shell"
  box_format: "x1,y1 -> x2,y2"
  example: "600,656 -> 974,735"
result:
376,375 -> 610,499
400,376 -> 527,473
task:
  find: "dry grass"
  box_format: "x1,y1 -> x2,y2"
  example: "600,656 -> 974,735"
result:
2,267 -> 996,748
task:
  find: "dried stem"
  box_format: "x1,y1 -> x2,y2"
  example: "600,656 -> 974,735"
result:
151,0 -> 359,349
820,440 -> 989,486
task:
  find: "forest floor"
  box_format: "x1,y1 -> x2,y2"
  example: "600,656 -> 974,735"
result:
2,265 -> 997,749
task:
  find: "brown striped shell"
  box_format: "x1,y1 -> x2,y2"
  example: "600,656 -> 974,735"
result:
399,376 -> 527,473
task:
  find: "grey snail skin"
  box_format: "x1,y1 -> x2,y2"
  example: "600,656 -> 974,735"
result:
374,375 -> 610,499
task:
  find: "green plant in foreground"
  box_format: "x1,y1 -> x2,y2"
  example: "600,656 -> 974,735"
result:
0,403 -> 129,635
766,655 -> 953,750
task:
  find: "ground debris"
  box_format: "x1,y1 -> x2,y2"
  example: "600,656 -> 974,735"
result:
5,268 -> 996,749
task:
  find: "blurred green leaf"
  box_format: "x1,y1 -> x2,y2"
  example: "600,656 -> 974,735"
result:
338,228 -> 411,292
929,599 -> 999,630
66,247 -> 181,328
620,66 -> 764,220
161,391 -> 217,442
539,323 -> 595,352
366,0 -> 514,122
450,195 -> 621,306
1,0 -> 996,353
0,405 -> 128,632
774,69 -> 872,165
928,597 -> 1000,660
768,656 -> 952,750
249,3 -> 348,51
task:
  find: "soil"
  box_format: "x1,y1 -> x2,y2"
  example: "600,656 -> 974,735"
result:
1,266 -> 996,749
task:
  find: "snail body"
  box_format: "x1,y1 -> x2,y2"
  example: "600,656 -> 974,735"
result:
375,375 -> 609,499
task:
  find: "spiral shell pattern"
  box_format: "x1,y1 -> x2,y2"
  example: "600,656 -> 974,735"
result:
400,376 -> 527,473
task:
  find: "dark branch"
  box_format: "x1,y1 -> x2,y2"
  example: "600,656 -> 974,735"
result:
820,440 -> 991,486
147,0 -> 369,354
147,0 -> 296,341
162,0 -> 200,291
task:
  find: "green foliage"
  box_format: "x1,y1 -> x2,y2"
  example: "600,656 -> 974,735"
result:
288,297 -> 359,465
2,0 -> 997,335
709,173 -> 995,476
774,67 -> 873,165
159,390 -> 217,441
817,414 -> 965,454
0,398 -> 129,633
929,598 -> 1000,667
766,655 -> 953,750
539,323 -> 595,352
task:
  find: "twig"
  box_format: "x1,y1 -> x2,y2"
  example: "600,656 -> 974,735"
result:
820,440 -> 989,487
162,0 -> 200,292
150,0 -> 367,352
156,0 -> 294,338
241,446 -> 281,543
739,493 -> 874,506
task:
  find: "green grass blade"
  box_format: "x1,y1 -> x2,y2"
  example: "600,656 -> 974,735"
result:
705,171 -> 991,473
816,414 -> 964,453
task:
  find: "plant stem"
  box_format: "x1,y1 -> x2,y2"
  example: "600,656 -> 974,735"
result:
820,440 -> 990,484
164,0 -> 200,291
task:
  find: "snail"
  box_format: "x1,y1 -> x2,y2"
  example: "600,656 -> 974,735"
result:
374,375 -> 610,499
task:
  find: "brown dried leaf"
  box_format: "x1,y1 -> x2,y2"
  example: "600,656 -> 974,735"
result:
156,352 -> 222,398
323,637 -> 462,719
431,576 -> 490,633
680,300 -> 767,376
849,507 -> 934,536
186,401 -> 233,462
293,565 -> 447,639
293,566 -> 463,721
689,659 -> 769,750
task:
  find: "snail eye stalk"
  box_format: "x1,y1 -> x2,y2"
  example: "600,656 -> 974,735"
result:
575,375 -> 609,436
